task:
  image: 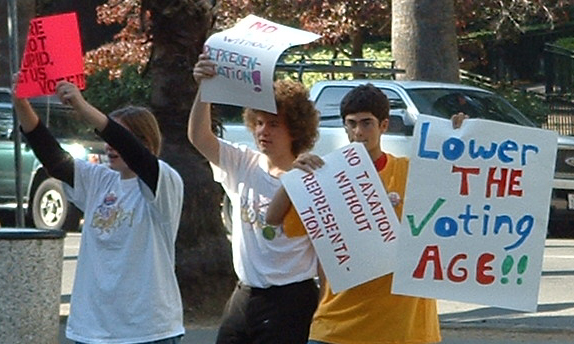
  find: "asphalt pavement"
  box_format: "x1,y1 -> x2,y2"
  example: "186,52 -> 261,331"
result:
58,234 -> 574,343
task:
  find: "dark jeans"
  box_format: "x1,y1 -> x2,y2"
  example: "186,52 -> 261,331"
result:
216,279 -> 319,344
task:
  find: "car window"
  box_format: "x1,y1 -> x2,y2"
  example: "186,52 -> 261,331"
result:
315,86 -> 353,123
406,88 -> 536,127
0,105 -> 12,140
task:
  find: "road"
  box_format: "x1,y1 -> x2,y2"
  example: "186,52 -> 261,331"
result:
56,233 -> 574,343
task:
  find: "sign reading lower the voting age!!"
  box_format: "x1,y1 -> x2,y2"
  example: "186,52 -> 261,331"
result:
281,143 -> 400,293
16,12 -> 85,98
200,14 -> 320,113
391,115 -> 558,312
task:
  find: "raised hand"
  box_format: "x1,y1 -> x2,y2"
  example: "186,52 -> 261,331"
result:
451,112 -> 469,129
193,53 -> 217,83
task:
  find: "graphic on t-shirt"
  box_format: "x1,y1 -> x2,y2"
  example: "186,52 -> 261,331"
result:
388,191 -> 402,208
91,192 -> 134,234
239,191 -> 281,241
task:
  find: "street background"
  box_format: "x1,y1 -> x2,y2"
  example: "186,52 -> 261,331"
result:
56,233 -> 574,343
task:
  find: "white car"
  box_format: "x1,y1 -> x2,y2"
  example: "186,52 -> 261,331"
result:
309,80 -> 574,237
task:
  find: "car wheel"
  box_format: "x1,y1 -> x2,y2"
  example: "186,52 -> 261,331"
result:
32,178 -> 81,231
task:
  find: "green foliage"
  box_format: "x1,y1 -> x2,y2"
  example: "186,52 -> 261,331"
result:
463,78 -> 548,126
555,37 -> 574,51
83,65 -> 151,114
497,87 -> 549,126
276,42 -> 395,88
82,43 -> 547,127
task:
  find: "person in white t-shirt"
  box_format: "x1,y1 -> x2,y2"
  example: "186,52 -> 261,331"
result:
13,80 -> 185,344
188,53 -> 320,344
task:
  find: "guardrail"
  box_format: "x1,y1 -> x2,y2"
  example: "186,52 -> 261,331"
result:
275,57 -> 405,81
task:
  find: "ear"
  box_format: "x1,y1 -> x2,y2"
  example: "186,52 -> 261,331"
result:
379,118 -> 389,134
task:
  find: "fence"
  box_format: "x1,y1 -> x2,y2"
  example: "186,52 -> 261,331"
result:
544,97 -> 574,136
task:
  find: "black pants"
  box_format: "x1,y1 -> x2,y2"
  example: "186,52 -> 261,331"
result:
216,279 -> 319,344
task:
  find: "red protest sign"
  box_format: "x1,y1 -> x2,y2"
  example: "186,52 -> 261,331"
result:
16,12 -> 85,98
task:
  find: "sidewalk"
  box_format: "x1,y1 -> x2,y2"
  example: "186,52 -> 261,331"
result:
58,237 -> 574,343
439,239 -> 574,334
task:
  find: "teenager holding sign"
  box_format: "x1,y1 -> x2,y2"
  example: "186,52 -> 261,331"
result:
189,53 -> 320,344
267,84 -> 467,344
13,79 -> 185,344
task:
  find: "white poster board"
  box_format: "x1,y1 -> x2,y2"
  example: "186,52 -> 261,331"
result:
281,143 -> 400,292
392,115 -> 558,312
200,14 -> 320,113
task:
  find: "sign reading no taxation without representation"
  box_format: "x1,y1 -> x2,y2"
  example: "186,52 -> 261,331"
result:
17,12 -> 85,98
200,14 -> 321,113
391,115 -> 557,312
281,143 -> 400,293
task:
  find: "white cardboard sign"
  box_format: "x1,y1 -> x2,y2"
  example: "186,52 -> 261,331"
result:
392,115 -> 557,312
281,143 -> 400,293
200,14 -> 320,113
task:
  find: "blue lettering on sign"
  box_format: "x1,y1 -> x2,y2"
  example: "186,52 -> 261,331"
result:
417,121 -> 539,166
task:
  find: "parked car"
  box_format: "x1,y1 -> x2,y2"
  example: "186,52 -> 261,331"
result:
222,80 -> 574,237
0,87 -> 106,231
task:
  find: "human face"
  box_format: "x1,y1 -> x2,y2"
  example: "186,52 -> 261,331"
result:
344,112 -> 388,158
254,112 -> 294,159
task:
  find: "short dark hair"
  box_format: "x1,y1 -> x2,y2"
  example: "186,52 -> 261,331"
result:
340,83 -> 389,122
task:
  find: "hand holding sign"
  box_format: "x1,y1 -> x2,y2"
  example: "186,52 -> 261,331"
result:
392,115 -> 558,312
16,12 -> 85,98
281,143 -> 400,293
200,14 -> 321,113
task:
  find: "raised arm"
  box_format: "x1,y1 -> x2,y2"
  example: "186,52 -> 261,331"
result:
56,81 -> 160,192
188,53 -> 220,165
12,77 -> 74,185
12,94 -> 39,133
56,81 -> 108,131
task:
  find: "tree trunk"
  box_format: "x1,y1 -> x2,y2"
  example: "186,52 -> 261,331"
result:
145,1 -> 235,323
351,27 -> 366,79
391,0 -> 459,82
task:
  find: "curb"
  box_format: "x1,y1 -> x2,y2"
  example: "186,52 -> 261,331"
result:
440,321 -> 574,335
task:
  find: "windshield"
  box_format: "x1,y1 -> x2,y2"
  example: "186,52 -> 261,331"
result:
406,88 -> 536,127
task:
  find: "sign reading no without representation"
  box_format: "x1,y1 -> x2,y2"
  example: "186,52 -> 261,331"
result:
200,14 -> 320,113
281,143 -> 400,293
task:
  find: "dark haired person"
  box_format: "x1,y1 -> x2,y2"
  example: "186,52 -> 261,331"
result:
267,84 -> 467,344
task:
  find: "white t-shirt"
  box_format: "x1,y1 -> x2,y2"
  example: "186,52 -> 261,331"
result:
64,159 -> 185,343
215,139 -> 317,288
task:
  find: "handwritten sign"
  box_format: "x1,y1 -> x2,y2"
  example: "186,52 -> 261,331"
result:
200,14 -> 320,113
391,115 -> 557,312
281,143 -> 400,292
16,12 -> 85,98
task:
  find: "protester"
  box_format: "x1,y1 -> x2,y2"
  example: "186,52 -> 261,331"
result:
13,79 -> 185,344
266,83 -> 468,344
188,53 -> 320,344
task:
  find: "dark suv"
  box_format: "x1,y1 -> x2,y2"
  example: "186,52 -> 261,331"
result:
0,87 -> 106,231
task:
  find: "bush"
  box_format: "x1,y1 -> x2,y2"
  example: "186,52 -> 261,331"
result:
83,65 -> 151,114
